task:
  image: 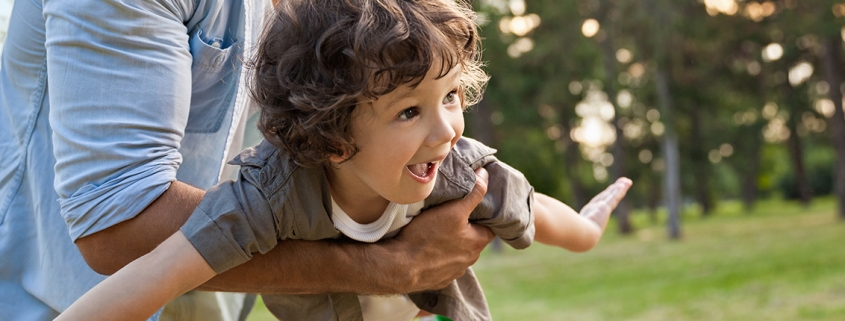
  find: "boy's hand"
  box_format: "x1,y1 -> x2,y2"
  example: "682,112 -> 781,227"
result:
581,177 -> 633,231
533,177 -> 633,252
391,167 -> 494,292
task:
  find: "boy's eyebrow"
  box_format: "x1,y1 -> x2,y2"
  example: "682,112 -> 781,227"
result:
384,66 -> 462,109
378,89 -> 414,113
387,88 -> 414,105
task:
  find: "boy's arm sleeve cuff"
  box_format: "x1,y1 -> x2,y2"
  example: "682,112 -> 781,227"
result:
180,176 -> 281,274
182,207 -> 252,274
471,161 -> 536,250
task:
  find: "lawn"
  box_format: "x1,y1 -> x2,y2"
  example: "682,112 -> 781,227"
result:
248,197 -> 845,320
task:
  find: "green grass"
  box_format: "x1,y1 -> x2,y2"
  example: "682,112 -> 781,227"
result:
248,197 -> 845,320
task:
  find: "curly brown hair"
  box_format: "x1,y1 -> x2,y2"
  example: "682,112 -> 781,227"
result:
249,0 -> 488,167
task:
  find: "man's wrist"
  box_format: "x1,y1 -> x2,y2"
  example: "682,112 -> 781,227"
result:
375,239 -> 419,294
340,239 -> 417,295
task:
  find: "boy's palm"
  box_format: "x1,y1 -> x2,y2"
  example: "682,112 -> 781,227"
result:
580,178 -> 632,228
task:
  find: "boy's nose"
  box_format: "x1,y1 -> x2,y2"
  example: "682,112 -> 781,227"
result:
426,112 -> 460,148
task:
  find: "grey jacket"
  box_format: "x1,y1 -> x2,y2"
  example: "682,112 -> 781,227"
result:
181,137 -> 535,320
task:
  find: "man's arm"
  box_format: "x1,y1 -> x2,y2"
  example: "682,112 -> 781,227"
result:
76,181 -> 204,275
77,169 -> 494,295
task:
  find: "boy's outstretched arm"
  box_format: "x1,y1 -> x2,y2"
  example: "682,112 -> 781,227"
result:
533,178 -> 632,252
56,231 -> 214,321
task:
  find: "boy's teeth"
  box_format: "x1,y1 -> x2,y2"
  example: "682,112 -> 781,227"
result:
408,163 -> 428,176
409,162 -> 435,177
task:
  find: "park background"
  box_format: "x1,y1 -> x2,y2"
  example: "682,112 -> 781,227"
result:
253,0 -> 845,319
1,0 -> 843,320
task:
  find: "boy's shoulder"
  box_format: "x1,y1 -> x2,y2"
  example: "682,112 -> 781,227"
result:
229,140 -> 288,168
452,137 -> 498,170
227,140 -> 313,196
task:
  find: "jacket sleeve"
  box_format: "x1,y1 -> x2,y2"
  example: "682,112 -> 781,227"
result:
470,159 -> 536,249
180,165 -> 281,274
180,142 -> 339,274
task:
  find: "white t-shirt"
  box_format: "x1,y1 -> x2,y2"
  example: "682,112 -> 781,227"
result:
331,198 -> 426,321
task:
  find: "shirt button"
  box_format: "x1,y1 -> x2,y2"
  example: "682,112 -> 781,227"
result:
211,41 -> 222,49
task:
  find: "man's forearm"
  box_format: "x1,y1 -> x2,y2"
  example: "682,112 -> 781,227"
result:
199,239 -> 407,295
76,180 -> 415,294
77,168 -> 492,295
75,181 -> 205,275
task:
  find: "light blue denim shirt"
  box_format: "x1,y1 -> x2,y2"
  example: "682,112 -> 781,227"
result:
0,0 -> 266,319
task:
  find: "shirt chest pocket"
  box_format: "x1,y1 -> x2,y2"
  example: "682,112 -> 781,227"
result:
186,28 -> 241,133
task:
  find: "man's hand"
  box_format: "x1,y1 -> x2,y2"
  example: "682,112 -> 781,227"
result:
387,167 -> 495,292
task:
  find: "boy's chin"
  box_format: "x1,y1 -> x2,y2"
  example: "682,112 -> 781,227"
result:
389,185 -> 435,205
390,194 -> 430,205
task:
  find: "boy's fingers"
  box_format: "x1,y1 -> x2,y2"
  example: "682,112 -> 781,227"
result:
610,177 -> 633,202
585,177 -> 633,213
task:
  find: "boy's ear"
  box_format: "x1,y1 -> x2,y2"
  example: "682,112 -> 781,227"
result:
327,140 -> 356,164
328,148 -> 352,164
329,153 -> 347,164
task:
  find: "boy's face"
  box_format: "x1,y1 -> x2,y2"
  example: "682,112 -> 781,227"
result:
328,65 -> 464,207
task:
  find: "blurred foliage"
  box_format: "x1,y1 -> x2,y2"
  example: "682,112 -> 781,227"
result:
468,0 -> 845,230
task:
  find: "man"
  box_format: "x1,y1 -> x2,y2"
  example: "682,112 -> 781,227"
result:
0,0 -> 493,319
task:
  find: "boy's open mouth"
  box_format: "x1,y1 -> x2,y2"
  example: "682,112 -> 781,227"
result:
407,162 -> 436,180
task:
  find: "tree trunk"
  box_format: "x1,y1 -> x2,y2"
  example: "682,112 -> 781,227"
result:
597,1 -> 633,234
821,36 -> 845,220
740,130 -> 762,211
740,64 -> 770,212
655,68 -> 683,239
783,83 -> 813,206
647,0 -> 682,239
690,107 -> 713,215
558,119 -> 588,209
648,180 -> 661,224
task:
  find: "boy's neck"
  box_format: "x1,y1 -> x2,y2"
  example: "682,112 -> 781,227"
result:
324,166 -> 390,224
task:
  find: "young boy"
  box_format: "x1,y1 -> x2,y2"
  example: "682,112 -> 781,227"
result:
57,0 -> 632,320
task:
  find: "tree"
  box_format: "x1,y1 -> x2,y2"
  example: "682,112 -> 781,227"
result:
595,0 -> 634,233
819,11 -> 845,219
794,0 -> 845,217
645,0 -> 682,239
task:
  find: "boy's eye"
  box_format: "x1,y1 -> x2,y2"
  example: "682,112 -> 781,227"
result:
442,90 -> 458,105
398,107 -> 419,120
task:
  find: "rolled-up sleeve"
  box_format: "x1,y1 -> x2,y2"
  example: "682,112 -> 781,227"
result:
471,161 -> 536,249
181,167 -> 280,274
44,0 -> 194,240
